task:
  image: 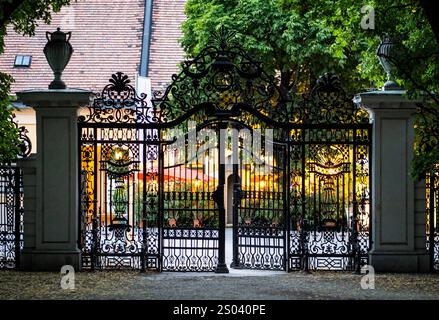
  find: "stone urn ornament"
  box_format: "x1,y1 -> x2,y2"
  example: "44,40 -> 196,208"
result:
376,34 -> 400,91
43,28 -> 73,89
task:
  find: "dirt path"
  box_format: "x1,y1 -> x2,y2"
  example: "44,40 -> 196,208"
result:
1,270 -> 438,300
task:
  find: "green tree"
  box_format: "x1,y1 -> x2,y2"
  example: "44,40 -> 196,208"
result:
0,73 -> 19,163
181,0 -> 439,179
0,0 -> 70,163
182,0 -> 375,99
357,1 -> 439,179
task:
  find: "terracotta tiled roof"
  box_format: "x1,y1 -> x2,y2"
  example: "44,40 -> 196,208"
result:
148,0 -> 186,92
0,0 -> 145,95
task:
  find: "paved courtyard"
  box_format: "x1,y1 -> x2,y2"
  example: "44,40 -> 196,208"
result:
0,269 -> 438,300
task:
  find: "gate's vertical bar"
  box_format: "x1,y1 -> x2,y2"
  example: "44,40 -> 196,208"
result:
429,171 -> 435,272
77,124 -> 87,270
215,122 -> 229,273
300,128 -> 308,272
368,125 -> 373,264
141,128 -> 147,272
285,129 -> 291,271
77,125 -> 82,264
14,168 -> 21,269
231,128 -> 240,268
231,164 -> 240,268
77,124 -> 84,268
158,128 -> 164,272
352,128 -> 360,274
91,126 -> 98,271
230,122 -> 240,268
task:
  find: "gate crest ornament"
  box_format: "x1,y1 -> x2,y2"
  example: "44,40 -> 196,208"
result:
79,28 -> 368,128
78,72 -> 151,124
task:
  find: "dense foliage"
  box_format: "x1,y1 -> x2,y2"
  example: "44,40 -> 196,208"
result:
0,73 -> 19,163
182,0 -> 378,97
181,0 -> 439,179
362,1 -> 439,179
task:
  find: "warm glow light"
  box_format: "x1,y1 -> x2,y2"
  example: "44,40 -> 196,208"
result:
114,149 -> 123,161
259,180 -> 266,190
194,177 -> 202,189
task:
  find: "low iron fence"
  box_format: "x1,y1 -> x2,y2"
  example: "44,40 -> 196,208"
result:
427,169 -> 439,271
0,165 -> 23,269
0,118 -> 31,269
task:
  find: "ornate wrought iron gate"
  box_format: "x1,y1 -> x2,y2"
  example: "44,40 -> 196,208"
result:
78,74 -> 161,270
288,124 -> 371,271
160,122 -> 221,271
231,124 -> 288,270
78,31 -> 372,272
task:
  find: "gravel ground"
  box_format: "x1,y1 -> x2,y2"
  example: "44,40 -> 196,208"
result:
0,270 -> 438,300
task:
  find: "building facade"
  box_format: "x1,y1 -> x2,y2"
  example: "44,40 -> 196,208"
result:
0,0 -> 187,151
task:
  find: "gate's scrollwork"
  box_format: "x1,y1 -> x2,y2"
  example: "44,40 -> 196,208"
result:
79,29 -> 372,272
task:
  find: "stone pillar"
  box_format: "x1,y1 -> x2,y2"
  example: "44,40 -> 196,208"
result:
17,89 -> 92,271
358,90 -> 429,272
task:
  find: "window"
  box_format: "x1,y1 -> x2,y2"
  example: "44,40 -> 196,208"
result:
14,55 -> 32,67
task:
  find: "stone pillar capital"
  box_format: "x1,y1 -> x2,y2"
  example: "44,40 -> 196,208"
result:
17,88 -> 92,109
357,90 -> 422,116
